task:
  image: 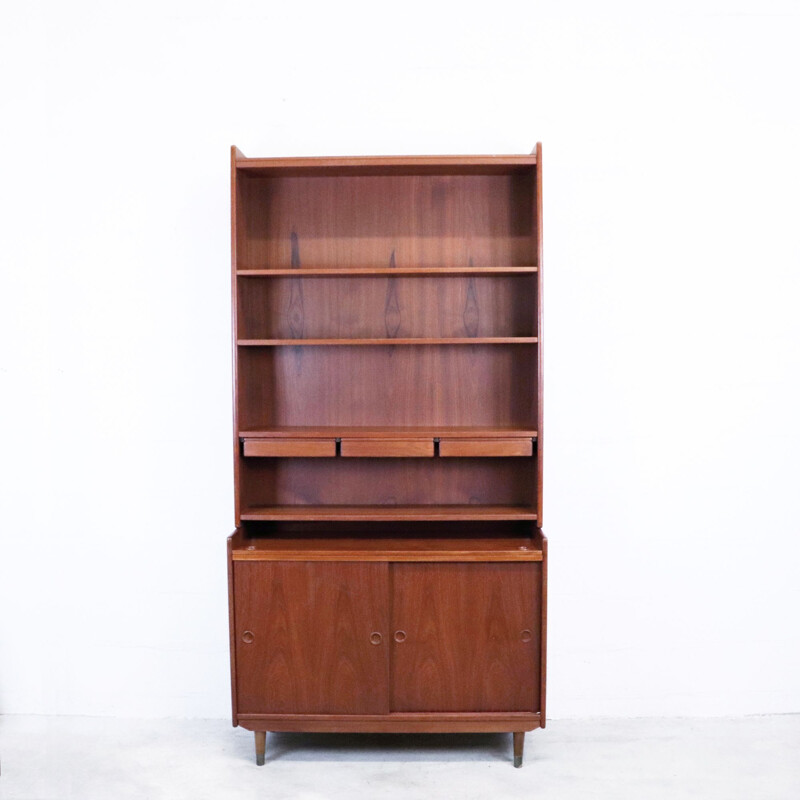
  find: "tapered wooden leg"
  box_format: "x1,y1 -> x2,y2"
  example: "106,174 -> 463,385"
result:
254,731 -> 266,766
513,731 -> 525,768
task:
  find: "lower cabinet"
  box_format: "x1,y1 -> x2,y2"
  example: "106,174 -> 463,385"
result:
233,560 -> 542,716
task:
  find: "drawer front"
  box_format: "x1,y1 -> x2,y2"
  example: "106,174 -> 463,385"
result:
439,438 -> 533,457
243,438 -> 336,457
341,439 -> 434,457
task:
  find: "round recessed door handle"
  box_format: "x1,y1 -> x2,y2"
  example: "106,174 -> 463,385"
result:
394,630 -> 407,643
242,631 -> 255,644
369,632 -> 383,645
520,629 -> 532,642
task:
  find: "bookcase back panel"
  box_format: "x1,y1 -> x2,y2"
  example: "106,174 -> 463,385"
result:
238,345 -> 537,429
237,174 -> 535,269
238,276 -> 536,339
240,458 -> 536,508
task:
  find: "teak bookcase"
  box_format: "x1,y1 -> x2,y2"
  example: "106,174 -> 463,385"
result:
227,146 -> 546,768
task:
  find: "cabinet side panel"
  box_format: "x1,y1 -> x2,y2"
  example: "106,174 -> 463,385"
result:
231,148 -> 242,525
535,144 -> 544,524
227,529 -> 240,726
540,533 -> 548,726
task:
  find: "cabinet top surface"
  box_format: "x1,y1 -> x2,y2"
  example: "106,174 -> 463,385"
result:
233,149 -> 538,176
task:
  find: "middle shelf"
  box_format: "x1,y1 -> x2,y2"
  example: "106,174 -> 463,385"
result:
239,505 -> 538,521
239,426 -> 539,438
237,337 -> 537,346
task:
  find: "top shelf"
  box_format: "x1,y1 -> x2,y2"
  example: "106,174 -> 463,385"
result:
233,153 -> 538,177
237,266 -> 538,277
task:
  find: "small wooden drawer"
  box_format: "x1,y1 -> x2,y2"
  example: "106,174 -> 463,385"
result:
243,439 -> 336,457
340,439 -> 434,457
439,438 -> 533,457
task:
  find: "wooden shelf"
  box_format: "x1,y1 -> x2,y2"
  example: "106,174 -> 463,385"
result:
232,533 -> 544,562
234,153 -> 537,177
237,337 -> 538,346
240,505 -> 538,522
237,267 -> 538,277
240,426 -> 538,439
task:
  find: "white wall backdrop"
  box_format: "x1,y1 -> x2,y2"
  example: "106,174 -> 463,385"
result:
1,0 -> 799,719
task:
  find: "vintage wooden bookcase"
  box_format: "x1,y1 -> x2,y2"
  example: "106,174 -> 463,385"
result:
227,145 -> 546,767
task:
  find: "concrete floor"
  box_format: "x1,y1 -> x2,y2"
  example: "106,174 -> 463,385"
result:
0,715 -> 798,799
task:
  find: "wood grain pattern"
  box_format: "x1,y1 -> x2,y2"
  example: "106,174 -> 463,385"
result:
236,173 -> 534,270
439,438 -> 533,457
242,439 -> 336,457
288,231 -> 304,339
391,563 -> 540,712
238,345 -> 536,429
234,562 -> 389,714
340,439 -> 434,458
384,250 -> 401,337
464,270 -> 480,337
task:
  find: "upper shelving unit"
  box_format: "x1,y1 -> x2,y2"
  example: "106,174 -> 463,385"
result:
231,146 -> 542,526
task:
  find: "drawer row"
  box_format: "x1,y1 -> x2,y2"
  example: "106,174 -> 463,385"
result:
242,437 -> 534,458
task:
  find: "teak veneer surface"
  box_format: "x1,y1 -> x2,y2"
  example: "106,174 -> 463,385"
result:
235,173 -> 534,270
242,439 -> 336,457
340,439 -> 435,458
238,345 -> 536,429
439,438 -> 534,457
234,562 -> 389,714
228,146 -> 545,764
391,563 -> 540,712
238,274 -> 536,339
